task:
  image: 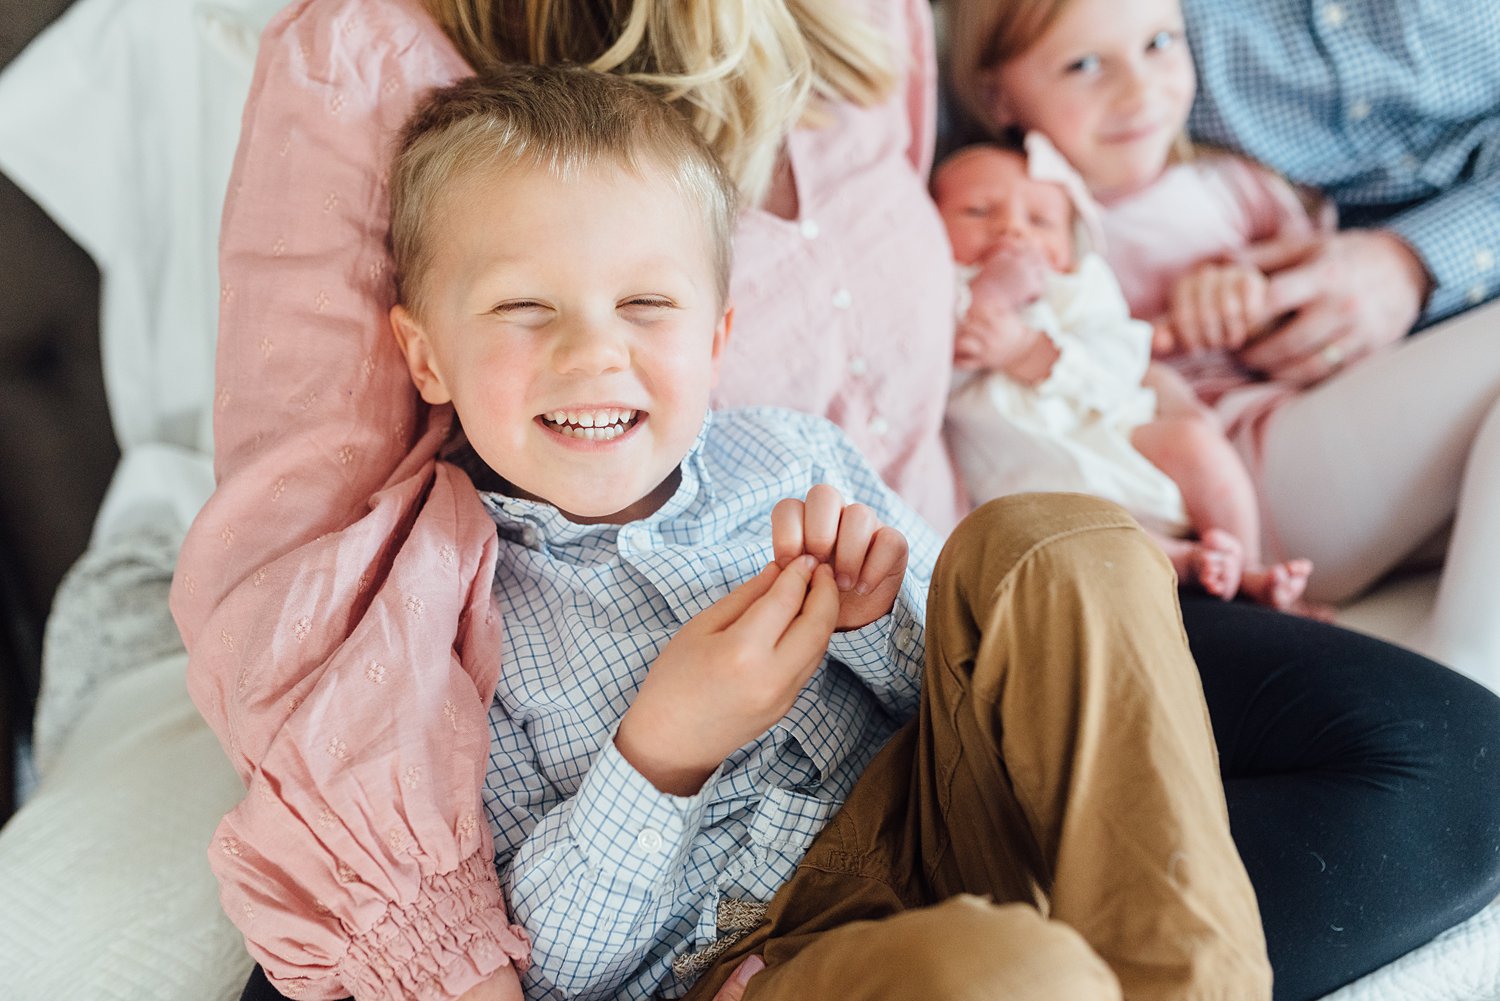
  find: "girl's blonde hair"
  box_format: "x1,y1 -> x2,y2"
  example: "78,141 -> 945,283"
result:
944,0 -> 1196,160
945,0 -> 1071,133
423,0 -> 899,206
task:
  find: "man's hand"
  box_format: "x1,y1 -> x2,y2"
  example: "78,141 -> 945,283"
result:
1236,228 -> 1430,385
770,484 -> 908,632
1167,260 -> 1270,354
454,965 -> 524,1001
615,556 -> 839,795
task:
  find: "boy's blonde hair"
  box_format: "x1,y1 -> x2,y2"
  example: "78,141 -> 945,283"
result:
390,64 -> 739,318
421,0 -> 898,207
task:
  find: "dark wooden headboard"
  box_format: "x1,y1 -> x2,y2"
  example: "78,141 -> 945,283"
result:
0,0 -> 119,818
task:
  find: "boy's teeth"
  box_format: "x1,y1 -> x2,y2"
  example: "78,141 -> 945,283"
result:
543,408 -> 638,439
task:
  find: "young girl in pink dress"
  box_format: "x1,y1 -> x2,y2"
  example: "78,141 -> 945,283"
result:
946,0 -> 1500,689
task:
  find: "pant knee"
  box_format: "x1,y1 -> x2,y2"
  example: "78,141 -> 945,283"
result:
884,897 -> 1122,1001
935,493 -> 1165,610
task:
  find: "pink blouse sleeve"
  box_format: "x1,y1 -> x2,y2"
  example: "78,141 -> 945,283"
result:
169,1 -> 530,997
903,0 -> 938,179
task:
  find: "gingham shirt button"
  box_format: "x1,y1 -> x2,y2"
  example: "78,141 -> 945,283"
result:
636,829 -> 665,854
800,219 -> 820,240
1467,284 -> 1488,306
1321,2 -> 1346,27
1476,249 -> 1494,272
1348,99 -> 1371,122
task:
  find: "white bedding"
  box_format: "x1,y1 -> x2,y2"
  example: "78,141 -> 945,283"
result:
0,0 -> 1495,998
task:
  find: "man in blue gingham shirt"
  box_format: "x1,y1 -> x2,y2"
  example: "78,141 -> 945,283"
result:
477,408 -> 941,1001
1183,0 -> 1500,330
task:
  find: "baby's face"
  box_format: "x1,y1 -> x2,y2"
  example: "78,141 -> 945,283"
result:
392,159 -> 730,524
934,147 -> 1075,272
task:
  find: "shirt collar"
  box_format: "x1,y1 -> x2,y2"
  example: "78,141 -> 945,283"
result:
478,410 -> 716,550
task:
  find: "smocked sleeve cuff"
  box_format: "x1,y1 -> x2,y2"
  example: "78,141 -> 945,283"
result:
324,853 -> 531,1001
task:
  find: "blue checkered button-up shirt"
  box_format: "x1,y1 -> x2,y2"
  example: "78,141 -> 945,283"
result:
477,408 -> 941,1001
1184,0 -> 1500,326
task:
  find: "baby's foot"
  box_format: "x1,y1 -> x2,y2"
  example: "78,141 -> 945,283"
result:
1240,558 -> 1313,612
1189,529 -> 1245,600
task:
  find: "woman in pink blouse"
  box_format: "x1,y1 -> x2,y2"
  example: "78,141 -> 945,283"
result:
173,1 -> 1500,999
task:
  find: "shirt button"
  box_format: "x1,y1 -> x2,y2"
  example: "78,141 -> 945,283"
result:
848,355 -> 868,376
636,828 -> 665,854
1399,154 -> 1421,173
1467,283 -> 1488,306
1321,2 -> 1346,27
800,218 -> 820,240
831,288 -> 853,310
521,527 -> 540,547
1476,249 -> 1495,272
869,414 -> 890,437
1348,99 -> 1371,122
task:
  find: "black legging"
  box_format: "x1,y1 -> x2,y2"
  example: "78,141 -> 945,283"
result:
242,598 -> 1500,1001
1181,593 -> 1500,1001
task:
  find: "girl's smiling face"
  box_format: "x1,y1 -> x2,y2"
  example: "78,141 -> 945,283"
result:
989,0 -> 1196,202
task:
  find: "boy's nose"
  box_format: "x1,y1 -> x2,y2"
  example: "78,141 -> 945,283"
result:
553,317 -> 629,374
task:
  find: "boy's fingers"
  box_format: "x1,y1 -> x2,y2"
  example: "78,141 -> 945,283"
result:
775,564 -> 840,667
802,484 -> 844,561
732,554 -> 819,640
771,498 -> 806,567
696,562 -> 780,630
832,504 -> 878,590
855,526 -> 909,596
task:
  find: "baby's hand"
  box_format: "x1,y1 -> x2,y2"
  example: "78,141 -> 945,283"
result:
771,484 -> 908,632
1168,261 -> 1270,354
971,237 -> 1050,311
618,556 -> 839,795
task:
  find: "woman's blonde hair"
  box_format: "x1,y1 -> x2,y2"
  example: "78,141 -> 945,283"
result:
422,0 -> 899,206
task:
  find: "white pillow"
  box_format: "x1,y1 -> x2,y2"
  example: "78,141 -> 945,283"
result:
0,0 -> 281,458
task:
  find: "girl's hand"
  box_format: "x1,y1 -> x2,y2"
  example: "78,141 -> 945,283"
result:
615,557 -> 839,795
1168,261 -> 1270,354
770,484 -> 908,632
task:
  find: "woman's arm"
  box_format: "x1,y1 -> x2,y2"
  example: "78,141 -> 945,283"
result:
169,2 -> 528,997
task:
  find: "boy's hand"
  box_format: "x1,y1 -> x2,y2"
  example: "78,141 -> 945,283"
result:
1168,261 -> 1270,354
771,485 -> 908,632
616,557 -> 839,796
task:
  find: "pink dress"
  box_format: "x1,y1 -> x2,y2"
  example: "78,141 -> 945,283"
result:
1099,154 -> 1321,452
168,0 -> 957,997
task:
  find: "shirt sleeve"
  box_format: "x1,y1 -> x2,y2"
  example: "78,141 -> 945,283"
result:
1384,163 -> 1500,328
901,0 -> 938,179
167,3 -> 529,998
491,714 -> 717,1000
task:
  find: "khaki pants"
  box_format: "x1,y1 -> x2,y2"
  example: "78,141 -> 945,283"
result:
685,494 -> 1272,1001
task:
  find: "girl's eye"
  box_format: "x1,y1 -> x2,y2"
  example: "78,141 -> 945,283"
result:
1065,53 -> 1101,75
1147,30 -> 1180,52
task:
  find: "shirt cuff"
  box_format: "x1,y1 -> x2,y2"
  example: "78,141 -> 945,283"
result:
1383,182 -> 1500,327
565,738 -> 716,892
827,598 -> 924,676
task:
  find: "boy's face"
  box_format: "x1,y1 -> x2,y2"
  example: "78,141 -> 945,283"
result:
934,147 -> 1074,271
392,159 -> 731,524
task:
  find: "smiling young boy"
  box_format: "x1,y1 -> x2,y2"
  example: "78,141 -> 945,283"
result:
378,65 -> 1268,1001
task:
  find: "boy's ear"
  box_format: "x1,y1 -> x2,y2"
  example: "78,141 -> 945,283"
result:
389,304 -> 453,405
708,303 -> 733,389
